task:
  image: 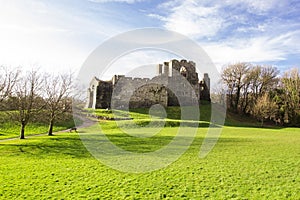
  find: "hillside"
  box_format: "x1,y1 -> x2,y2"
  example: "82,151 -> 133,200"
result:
89,103 -> 264,128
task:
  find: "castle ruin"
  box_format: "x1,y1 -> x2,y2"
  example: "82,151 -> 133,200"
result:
86,59 -> 210,109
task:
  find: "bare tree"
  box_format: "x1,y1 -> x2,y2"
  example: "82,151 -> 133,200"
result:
281,68 -> 300,125
258,66 -> 279,95
14,70 -> 43,139
0,66 -> 20,109
44,72 -> 73,136
240,66 -> 260,114
221,63 -> 298,126
242,65 -> 279,115
253,93 -> 277,127
221,63 -> 249,112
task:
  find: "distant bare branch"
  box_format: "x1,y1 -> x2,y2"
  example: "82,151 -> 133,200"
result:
0,66 -> 20,105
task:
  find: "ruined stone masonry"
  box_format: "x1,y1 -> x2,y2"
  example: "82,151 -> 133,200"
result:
86,59 -> 210,109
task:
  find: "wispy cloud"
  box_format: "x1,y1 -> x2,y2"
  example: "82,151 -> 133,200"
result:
88,0 -> 145,3
223,0 -> 288,14
148,0 -> 300,68
0,0 -> 299,74
202,30 -> 300,71
149,1 -> 225,39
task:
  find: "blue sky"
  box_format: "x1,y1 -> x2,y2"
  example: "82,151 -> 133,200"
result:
0,0 -> 299,76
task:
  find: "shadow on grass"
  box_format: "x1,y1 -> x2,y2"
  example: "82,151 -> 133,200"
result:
0,129 -> 256,160
103,120 -> 211,128
224,112 -> 285,129
80,128 -> 255,154
216,137 -> 256,143
107,106 -> 284,129
0,135 -> 91,158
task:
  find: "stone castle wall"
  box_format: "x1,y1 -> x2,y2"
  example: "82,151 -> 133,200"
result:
110,76 -> 168,109
86,59 -> 210,109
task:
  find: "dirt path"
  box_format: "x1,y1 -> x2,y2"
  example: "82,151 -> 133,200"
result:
0,115 -> 97,142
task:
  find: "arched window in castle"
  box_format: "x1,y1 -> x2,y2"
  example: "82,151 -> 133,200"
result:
180,66 -> 187,77
199,81 -> 204,91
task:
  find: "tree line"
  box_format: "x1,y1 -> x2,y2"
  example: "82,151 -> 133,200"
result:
1,63 -> 299,139
221,63 -> 300,126
0,66 -> 73,139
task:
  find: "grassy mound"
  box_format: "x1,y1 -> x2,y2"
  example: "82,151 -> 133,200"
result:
88,103 -> 262,128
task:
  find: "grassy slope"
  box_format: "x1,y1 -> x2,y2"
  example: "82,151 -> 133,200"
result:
0,105 -> 299,199
90,104 -> 261,128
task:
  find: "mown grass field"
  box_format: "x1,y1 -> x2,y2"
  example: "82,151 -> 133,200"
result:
0,105 -> 299,199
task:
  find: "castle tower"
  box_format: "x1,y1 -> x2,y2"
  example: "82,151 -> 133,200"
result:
112,75 -> 125,86
163,62 -> 169,76
199,73 -> 211,101
157,64 -> 163,75
203,73 -> 210,91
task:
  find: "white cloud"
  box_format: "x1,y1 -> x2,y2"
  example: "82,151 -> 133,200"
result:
149,0 -> 287,39
88,0 -> 145,3
148,0 -> 300,70
147,13 -> 166,21
223,0 -> 286,13
203,31 -> 300,69
1,0 -> 298,75
149,0 -> 224,39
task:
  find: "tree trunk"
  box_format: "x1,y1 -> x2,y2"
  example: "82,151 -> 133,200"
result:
242,92 -> 249,114
235,87 -> 241,113
229,93 -> 234,111
20,122 -> 25,139
48,119 -> 54,136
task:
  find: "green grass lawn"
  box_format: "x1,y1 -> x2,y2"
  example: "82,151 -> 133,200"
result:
0,112 -> 80,139
0,115 -> 299,199
0,120 -> 75,140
